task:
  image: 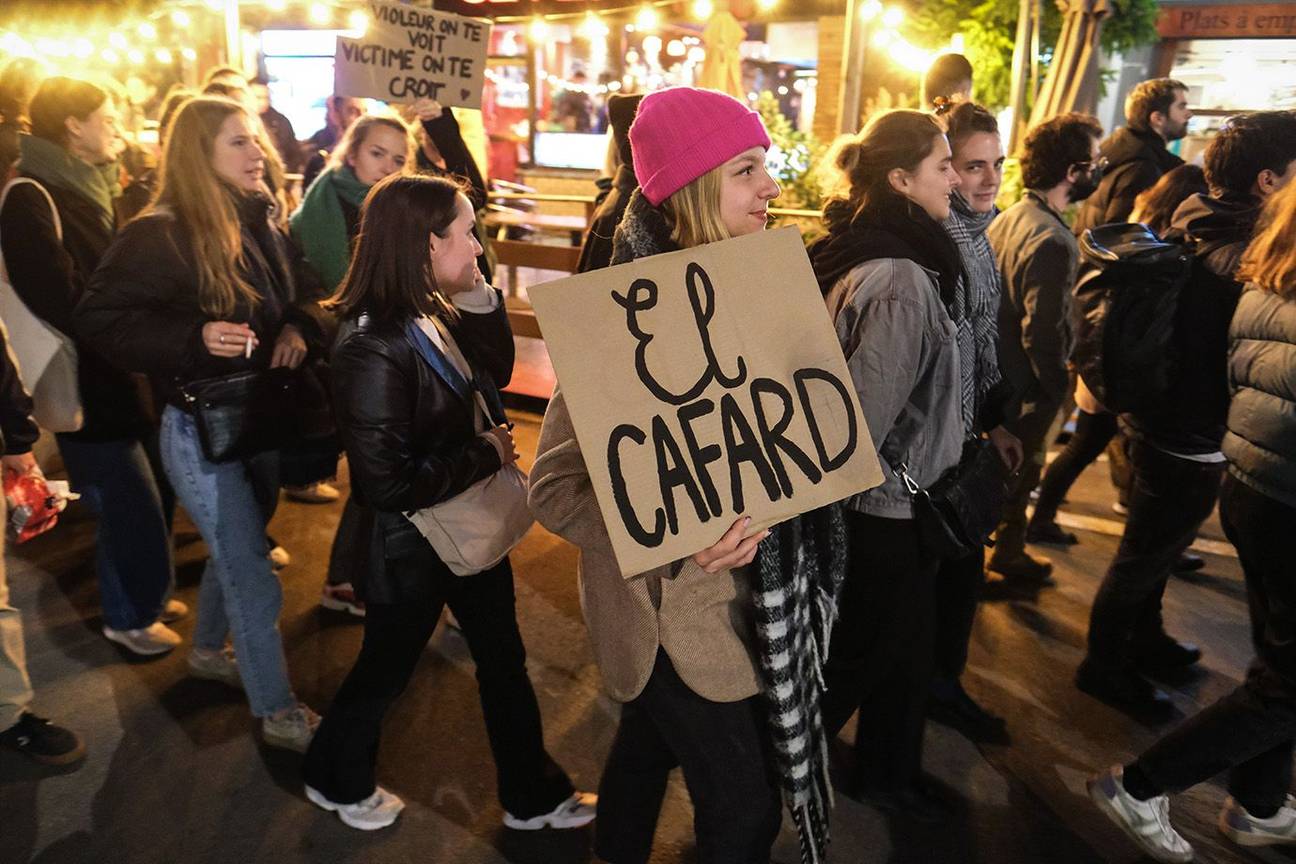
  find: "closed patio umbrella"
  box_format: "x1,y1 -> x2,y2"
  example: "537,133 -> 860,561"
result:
1029,0 -> 1112,125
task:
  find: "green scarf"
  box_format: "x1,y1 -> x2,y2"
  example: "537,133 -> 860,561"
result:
289,164 -> 371,292
17,133 -> 118,233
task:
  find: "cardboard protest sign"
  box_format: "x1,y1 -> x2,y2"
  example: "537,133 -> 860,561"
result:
335,2 -> 490,109
530,226 -> 883,577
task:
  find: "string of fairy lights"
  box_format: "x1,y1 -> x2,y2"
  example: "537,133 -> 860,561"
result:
0,0 -> 949,87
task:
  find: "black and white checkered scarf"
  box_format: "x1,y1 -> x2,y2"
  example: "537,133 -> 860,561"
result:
752,503 -> 849,864
943,192 -> 1003,436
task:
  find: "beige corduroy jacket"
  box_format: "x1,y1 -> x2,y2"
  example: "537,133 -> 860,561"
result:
528,388 -> 762,704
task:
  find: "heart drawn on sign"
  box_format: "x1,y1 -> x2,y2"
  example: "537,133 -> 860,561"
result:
461,89 -> 471,100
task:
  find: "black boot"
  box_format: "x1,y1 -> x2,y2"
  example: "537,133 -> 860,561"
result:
929,681 -> 1010,745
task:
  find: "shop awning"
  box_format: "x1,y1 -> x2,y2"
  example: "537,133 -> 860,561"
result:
1029,0 -> 1111,124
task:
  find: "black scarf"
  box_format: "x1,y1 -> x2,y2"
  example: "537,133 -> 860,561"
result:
810,194 -> 965,309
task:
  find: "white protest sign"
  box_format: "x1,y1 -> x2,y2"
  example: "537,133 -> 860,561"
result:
531,226 -> 883,577
335,2 -> 491,109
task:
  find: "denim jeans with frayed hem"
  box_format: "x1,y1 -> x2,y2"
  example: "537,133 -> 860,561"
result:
160,406 -> 295,717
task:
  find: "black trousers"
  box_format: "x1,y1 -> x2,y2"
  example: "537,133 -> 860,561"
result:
1131,475 -> 1296,815
1086,440 -> 1224,669
821,511 -> 938,791
1033,409 -> 1119,523
325,495 -> 371,588
301,551 -> 573,816
934,548 -> 986,682
994,398 -> 1065,560
594,651 -> 781,864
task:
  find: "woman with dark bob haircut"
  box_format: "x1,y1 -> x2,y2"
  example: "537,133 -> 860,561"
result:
302,173 -> 594,832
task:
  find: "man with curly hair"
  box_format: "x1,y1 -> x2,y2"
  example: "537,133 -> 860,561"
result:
987,112 -> 1104,587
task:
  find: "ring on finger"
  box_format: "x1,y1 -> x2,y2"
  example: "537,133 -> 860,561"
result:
219,334 -> 225,345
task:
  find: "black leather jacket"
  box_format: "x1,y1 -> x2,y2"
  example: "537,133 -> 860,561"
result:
330,295 -> 513,599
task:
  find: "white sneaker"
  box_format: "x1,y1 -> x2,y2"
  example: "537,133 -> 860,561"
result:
1087,766 -> 1193,863
320,583 -> 365,618
160,599 -> 189,623
268,545 -> 291,569
103,621 -> 182,656
503,791 -> 597,830
1219,795 -> 1296,847
305,784 -> 405,830
285,482 -> 341,504
187,647 -> 242,689
262,704 -> 320,753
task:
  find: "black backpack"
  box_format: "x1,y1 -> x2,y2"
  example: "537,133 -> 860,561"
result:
1071,223 -> 1192,413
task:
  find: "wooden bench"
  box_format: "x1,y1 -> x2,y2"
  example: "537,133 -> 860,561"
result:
492,239 -> 583,339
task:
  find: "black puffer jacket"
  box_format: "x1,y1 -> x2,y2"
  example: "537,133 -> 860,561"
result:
74,193 -> 331,406
331,295 -> 513,601
1120,192 -> 1258,454
1224,286 -> 1296,508
1074,127 -> 1183,236
0,174 -> 152,440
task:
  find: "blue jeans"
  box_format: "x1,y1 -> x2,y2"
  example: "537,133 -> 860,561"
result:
160,406 -> 295,717
56,435 -> 173,631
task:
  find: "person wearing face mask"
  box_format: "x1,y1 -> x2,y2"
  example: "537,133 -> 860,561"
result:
1074,79 -> 1192,237
532,87 -> 847,864
304,173 -> 593,832
926,102 -> 1022,745
290,112 -> 417,616
985,112 -> 1104,589
0,77 -> 183,657
75,97 -> 332,753
810,109 -> 966,820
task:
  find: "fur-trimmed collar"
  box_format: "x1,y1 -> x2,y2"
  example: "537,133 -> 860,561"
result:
610,189 -> 677,265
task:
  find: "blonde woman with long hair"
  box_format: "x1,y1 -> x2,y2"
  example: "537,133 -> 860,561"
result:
76,96 -> 332,752
531,87 -> 848,864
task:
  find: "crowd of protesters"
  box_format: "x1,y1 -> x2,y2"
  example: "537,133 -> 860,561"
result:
0,52 -> 1294,864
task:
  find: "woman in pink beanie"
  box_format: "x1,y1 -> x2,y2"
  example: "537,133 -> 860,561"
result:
530,87 -> 791,863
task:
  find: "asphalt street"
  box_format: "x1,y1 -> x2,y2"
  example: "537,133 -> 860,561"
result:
0,411 -> 1272,864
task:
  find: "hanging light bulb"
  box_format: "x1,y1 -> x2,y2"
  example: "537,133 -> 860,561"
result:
635,5 -> 659,32
528,16 -> 548,42
347,10 -> 368,35
100,48 -> 120,64
155,48 -> 174,64
109,31 -> 129,50
181,47 -> 198,61
859,0 -> 883,21
127,48 -> 145,65
73,38 -> 94,59
692,0 -> 713,19
267,0 -> 288,10
309,3 -> 331,25
756,0 -> 778,11
579,12 -> 609,41
171,10 -> 191,28
882,6 -> 905,28
137,22 -> 158,40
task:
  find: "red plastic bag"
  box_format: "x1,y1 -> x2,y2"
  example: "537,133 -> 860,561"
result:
4,471 -> 77,544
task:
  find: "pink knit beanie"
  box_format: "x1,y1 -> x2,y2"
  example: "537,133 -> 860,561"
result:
629,87 -> 772,206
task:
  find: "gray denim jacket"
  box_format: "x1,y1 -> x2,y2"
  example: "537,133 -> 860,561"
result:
825,258 -> 964,519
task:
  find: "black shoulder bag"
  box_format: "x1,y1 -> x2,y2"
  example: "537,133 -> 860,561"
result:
891,437 -> 1011,560
181,364 -> 333,464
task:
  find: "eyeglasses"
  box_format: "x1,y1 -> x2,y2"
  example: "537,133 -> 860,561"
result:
1072,156 -> 1109,173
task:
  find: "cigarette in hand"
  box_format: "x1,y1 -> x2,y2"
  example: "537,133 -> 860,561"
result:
245,335 -> 254,359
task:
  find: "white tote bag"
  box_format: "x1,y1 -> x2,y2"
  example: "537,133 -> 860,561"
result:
0,177 -> 83,433
403,321 -> 533,575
